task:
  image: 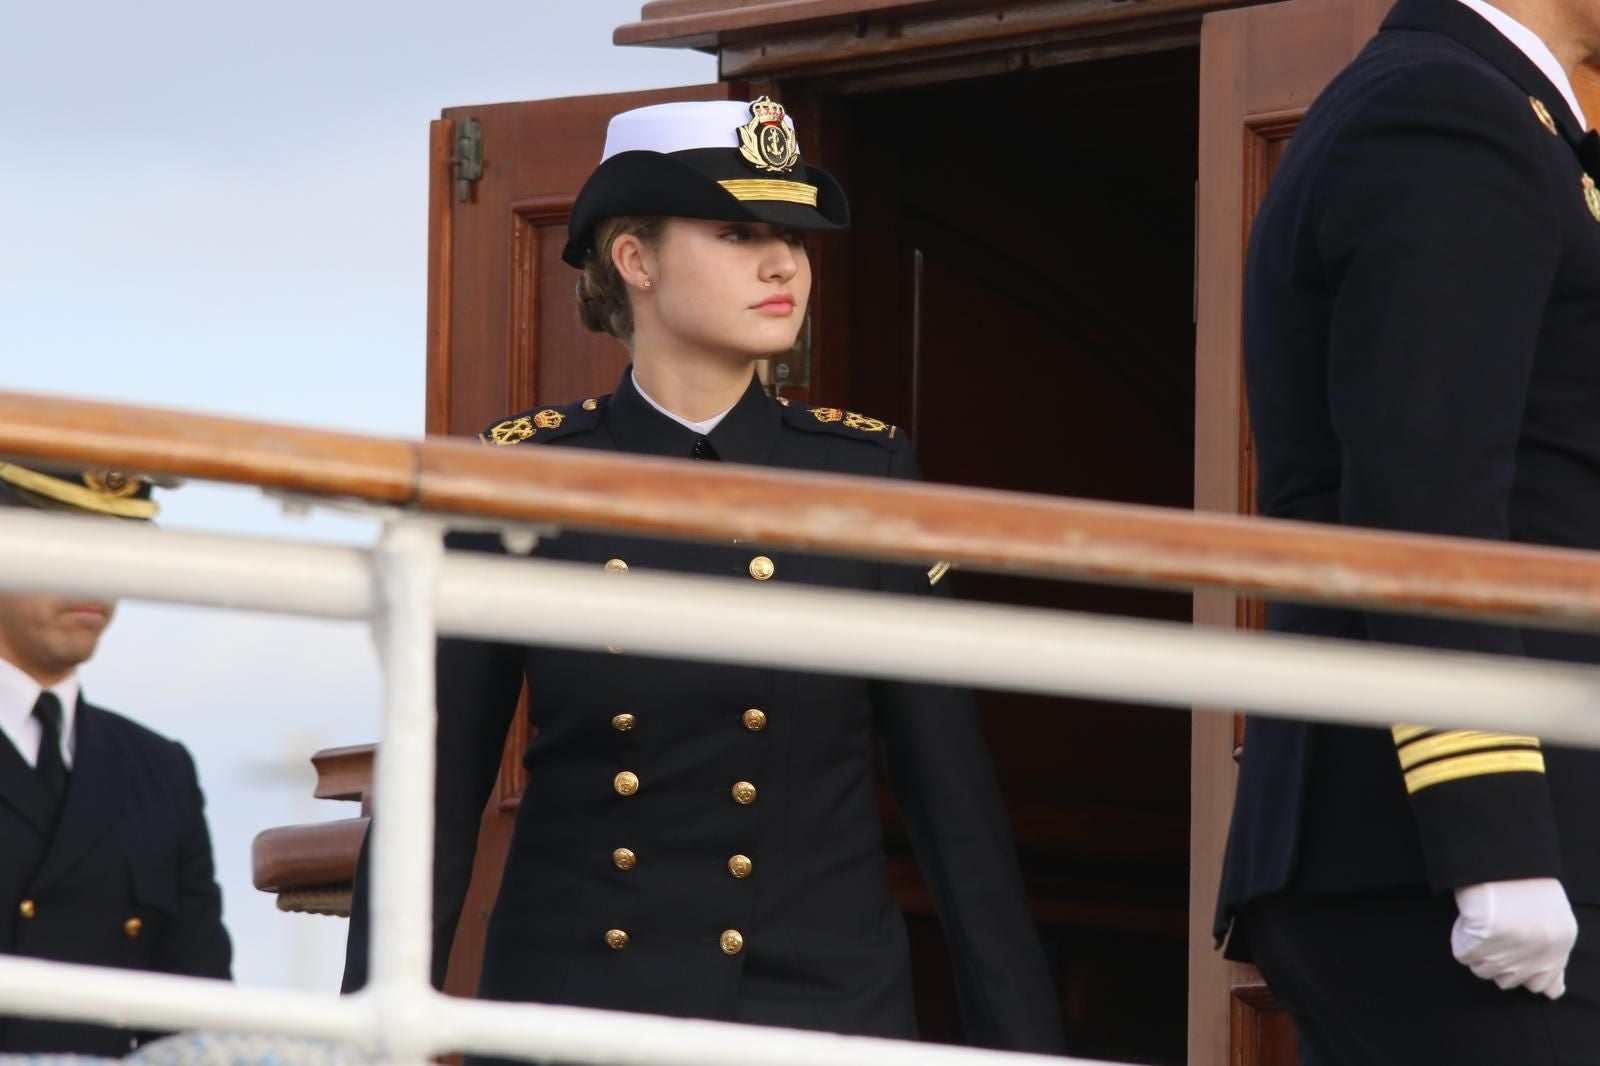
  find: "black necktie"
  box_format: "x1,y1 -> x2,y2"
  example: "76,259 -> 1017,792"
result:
32,691 -> 67,799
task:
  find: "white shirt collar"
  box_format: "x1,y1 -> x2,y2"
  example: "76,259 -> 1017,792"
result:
0,655 -> 79,770
631,370 -> 735,437
1457,0 -> 1587,128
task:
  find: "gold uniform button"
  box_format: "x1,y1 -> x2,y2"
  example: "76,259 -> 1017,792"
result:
583,398 -> 599,412
606,929 -> 630,950
612,713 -> 637,732
742,708 -> 768,732
18,900 -> 35,920
614,771 -> 640,796
613,848 -> 637,871
605,558 -> 629,573
748,556 -> 775,581
721,929 -> 745,955
732,780 -> 757,805
124,918 -> 143,939
728,854 -> 753,879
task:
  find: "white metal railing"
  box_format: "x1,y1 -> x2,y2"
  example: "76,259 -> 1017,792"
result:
2,504 -> 1599,1066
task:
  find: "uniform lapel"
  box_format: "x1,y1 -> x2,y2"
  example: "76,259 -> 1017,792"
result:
28,699 -> 124,893
0,729 -> 56,836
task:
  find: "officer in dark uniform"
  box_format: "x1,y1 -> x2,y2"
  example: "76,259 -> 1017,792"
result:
1216,0 -> 1600,1061
344,98 -> 1063,1056
0,462 -> 232,1056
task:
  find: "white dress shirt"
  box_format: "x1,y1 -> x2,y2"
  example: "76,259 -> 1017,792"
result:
0,655 -> 78,769
1457,0 -> 1587,128
632,370 -> 735,436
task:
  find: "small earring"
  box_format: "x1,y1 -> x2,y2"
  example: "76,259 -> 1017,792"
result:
643,278 -> 653,289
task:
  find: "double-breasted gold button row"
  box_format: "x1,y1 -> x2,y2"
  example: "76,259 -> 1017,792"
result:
605,557 -> 774,581
613,773 -> 754,805
610,849 -> 751,879
17,900 -> 141,938
612,709 -> 760,733
604,928 -> 745,955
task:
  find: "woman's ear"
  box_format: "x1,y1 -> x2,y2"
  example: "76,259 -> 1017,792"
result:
611,232 -> 657,292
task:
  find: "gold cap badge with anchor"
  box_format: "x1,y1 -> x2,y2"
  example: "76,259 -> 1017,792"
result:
737,97 -> 801,173
720,97 -> 817,207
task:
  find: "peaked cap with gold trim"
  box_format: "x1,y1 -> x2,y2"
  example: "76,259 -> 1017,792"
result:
562,97 -> 850,268
0,462 -> 164,519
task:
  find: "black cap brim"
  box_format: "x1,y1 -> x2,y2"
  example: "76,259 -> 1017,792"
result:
562,148 -> 849,268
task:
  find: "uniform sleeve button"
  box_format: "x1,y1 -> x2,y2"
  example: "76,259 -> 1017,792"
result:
614,771 -> 640,796
612,713 -> 637,732
18,900 -> 35,920
728,854 -> 753,879
741,708 -> 767,732
606,929 -> 630,950
613,848 -> 637,871
731,781 -> 757,805
124,918 -> 143,939
720,929 -> 745,955
748,556 -> 775,581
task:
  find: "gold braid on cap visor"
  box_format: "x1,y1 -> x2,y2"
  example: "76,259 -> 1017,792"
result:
0,463 -> 157,518
717,179 -> 819,207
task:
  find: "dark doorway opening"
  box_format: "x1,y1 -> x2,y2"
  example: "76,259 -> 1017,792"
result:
822,48 -> 1201,1064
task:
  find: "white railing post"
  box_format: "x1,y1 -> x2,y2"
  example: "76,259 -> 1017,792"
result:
365,518 -> 446,1065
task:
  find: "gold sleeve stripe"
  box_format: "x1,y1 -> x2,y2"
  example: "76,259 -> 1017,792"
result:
1404,749 -> 1547,793
1397,730 -> 1541,771
1392,724 -> 1434,746
927,561 -> 952,587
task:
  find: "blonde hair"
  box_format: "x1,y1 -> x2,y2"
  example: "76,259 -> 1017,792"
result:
576,216 -> 667,340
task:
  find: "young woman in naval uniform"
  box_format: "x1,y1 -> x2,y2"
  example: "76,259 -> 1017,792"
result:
345,97 -> 1063,1057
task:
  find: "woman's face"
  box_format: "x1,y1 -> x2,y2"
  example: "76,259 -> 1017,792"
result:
643,218 -> 811,360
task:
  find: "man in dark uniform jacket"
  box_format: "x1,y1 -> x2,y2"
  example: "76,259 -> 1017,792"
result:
1216,0 -> 1600,1060
343,369 -> 1064,1054
0,463 -> 232,1056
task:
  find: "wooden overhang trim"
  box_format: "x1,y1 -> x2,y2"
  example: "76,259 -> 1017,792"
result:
614,0 -> 950,49
3,388 -> 1600,630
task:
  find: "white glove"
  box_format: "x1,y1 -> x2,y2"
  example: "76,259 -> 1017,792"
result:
1451,877 -> 1578,999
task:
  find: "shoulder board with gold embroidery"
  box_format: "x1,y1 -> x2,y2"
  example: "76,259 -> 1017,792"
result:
779,402 -> 901,447
479,395 -> 608,446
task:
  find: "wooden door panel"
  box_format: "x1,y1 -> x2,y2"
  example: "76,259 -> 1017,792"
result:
424,81 -> 739,996
1190,1 -> 1389,1063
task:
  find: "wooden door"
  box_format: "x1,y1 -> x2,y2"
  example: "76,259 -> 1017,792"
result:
1189,0 -> 1389,1062
423,82 -> 738,994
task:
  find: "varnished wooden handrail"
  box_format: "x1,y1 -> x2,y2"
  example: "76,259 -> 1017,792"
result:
4,388 -> 1600,631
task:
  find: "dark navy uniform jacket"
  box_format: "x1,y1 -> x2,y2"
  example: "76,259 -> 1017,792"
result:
345,370 -> 1063,1053
1217,0 -> 1600,954
0,699 -> 232,1054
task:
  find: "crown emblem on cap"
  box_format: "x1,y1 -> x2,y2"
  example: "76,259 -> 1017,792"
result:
737,96 -> 800,174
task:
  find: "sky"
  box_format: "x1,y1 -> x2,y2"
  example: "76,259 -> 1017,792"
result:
0,0 -> 713,992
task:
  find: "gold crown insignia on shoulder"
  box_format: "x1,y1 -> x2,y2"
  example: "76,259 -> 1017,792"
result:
482,399 -> 601,446
808,406 -> 894,436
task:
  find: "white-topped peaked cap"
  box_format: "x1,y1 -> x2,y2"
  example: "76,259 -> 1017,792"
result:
600,100 -> 794,162
562,96 -> 849,268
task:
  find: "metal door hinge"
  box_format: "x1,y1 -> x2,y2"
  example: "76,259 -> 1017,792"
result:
455,119 -> 484,203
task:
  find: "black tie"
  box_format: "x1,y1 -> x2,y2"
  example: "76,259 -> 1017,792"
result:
32,691 -> 67,799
